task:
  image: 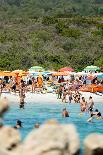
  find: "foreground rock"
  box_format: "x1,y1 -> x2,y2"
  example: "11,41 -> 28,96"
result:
0,149 -> 17,155
17,120 -> 80,155
0,97 -> 9,117
0,126 -> 21,151
84,133 -> 103,155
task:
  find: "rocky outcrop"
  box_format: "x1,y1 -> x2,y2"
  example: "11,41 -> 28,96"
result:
0,149 -> 17,155
0,126 -> 21,151
17,120 -> 80,155
84,133 -> 103,155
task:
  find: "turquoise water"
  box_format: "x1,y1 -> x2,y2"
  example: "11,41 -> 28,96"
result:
3,100 -> 103,150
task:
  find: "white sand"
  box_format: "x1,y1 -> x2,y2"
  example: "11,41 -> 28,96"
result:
0,92 -> 59,104
0,92 -> 103,104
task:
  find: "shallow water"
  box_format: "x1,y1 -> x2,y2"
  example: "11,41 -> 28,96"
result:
3,98 -> 103,152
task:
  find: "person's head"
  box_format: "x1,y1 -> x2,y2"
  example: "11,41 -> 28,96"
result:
97,112 -> 101,117
95,109 -> 98,112
82,97 -> 85,102
90,107 -> 93,112
16,120 -> 22,127
32,77 -> 35,80
89,96 -> 92,99
21,80 -> 24,83
34,123 -> 39,128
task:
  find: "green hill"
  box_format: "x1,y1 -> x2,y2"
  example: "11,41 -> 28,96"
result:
0,0 -> 103,71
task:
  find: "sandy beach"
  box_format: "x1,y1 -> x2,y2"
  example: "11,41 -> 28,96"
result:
0,92 -> 103,104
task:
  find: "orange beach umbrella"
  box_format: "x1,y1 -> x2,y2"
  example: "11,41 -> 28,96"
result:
0,71 -> 16,77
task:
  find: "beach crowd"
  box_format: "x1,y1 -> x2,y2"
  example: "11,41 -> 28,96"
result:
0,74 -> 103,129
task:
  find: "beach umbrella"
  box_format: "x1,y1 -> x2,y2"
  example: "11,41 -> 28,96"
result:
12,70 -> 24,77
42,71 -> 56,76
52,72 -> 69,76
19,71 -> 29,77
0,71 -> 16,77
58,67 -> 74,72
12,70 -> 23,73
29,66 -> 44,72
84,65 -> 100,71
76,72 -> 89,76
12,70 -> 23,75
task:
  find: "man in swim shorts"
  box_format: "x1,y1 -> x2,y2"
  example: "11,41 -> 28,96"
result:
62,108 -> 69,117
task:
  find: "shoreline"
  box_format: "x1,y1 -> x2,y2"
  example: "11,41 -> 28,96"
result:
0,92 -> 103,104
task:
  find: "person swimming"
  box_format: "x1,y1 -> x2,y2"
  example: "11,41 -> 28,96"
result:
87,109 -> 103,122
94,109 -> 103,119
62,108 -> 69,117
14,120 -> 23,129
19,96 -> 25,109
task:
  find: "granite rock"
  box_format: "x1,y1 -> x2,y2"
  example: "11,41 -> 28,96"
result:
84,133 -> 103,155
17,120 -> 80,155
0,126 -> 21,151
0,97 -> 9,117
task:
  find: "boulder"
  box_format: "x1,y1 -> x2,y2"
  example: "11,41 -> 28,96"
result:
0,126 -> 21,151
0,149 -> 17,155
0,97 -> 9,117
84,133 -> 103,155
17,120 -> 80,155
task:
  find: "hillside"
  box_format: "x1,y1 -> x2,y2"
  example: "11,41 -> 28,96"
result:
0,0 -> 103,71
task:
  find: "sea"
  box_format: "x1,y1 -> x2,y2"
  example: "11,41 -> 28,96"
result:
3,97 -> 103,154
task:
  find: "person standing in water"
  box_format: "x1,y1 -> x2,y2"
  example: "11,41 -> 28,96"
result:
88,96 -> 94,112
62,89 -> 67,103
19,80 -> 25,109
19,96 -> 25,109
57,85 -> 63,99
68,89 -> 72,103
62,108 -> 69,117
80,97 -> 87,112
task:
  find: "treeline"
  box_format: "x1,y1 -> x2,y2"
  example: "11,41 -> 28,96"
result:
0,0 -> 103,71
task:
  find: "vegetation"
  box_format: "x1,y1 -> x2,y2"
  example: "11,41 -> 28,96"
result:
0,0 -> 103,71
